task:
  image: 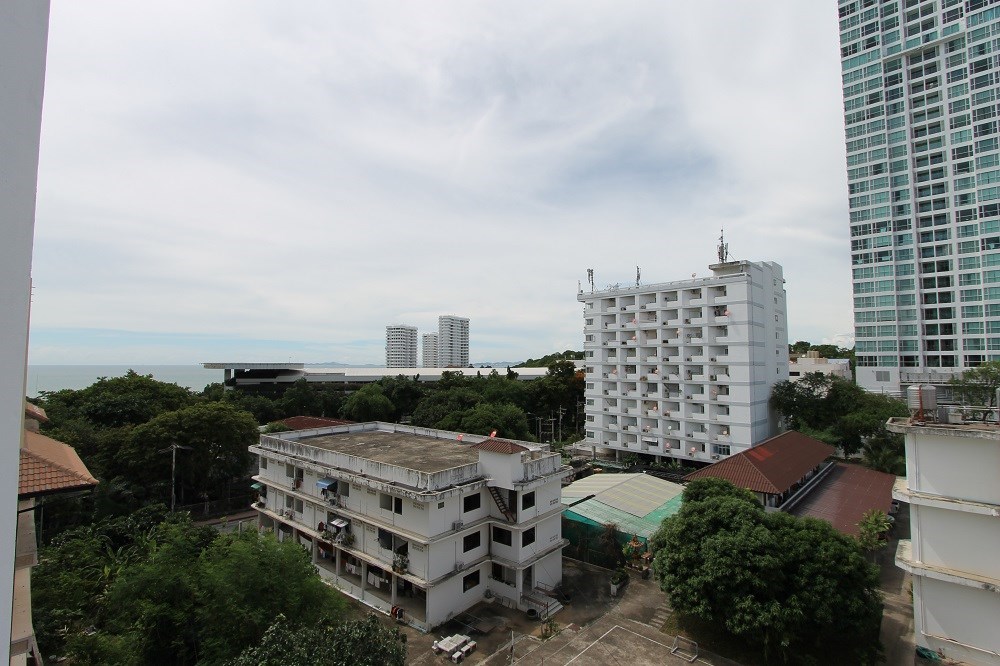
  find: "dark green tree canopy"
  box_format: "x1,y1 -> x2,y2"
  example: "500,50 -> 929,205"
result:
652,479 -> 883,665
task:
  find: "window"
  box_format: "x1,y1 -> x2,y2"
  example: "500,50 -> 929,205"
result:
285,463 -> 294,478
380,493 -> 392,511
463,571 -> 480,592
522,528 -> 536,547
295,499 -> 303,513
463,531 -> 481,553
341,483 -> 350,498
521,492 -> 536,511
377,528 -> 392,550
394,497 -> 403,515
463,493 -> 481,513
260,457 -> 268,470
492,526 -> 512,546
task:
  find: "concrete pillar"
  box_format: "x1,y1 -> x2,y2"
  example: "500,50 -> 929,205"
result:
391,573 -> 397,606
335,547 -> 342,577
311,538 -> 318,564
361,561 -> 368,594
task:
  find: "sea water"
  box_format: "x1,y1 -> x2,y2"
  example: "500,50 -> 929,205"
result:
26,365 -> 222,396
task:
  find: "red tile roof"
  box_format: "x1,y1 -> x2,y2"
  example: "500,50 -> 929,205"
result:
789,463 -> 895,537
683,431 -> 835,494
24,402 -> 47,423
279,416 -> 354,430
472,438 -> 529,455
19,430 -> 98,498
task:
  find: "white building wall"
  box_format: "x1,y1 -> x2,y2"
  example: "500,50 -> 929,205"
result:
422,333 -> 438,368
578,260 -> 788,462
385,325 -> 418,368
437,315 -> 469,368
1,3 -> 50,663
890,420 -> 1000,664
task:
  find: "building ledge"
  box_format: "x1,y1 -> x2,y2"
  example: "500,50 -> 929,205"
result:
896,540 -> 1000,593
893,477 -> 1000,517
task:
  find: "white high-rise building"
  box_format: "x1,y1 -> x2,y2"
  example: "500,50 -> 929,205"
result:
577,259 -> 788,463
422,333 -> 438,368
385,325 -> 418,368
437,316 -> 469,368
838,2 -> 1000,397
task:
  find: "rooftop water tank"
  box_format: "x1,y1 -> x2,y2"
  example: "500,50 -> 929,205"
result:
906,384 -> 937,413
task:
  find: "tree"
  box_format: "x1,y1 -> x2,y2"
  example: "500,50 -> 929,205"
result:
229,613 -> 406,666
341,384 -> 395,422
856,509 -> 891,557
652,479 -> 883,664
122,402 -> 258,505
196,531 -> 346,663
949,360 -> 1000,419
38,370 -> 197,429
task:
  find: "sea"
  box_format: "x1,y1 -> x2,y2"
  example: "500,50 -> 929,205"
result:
26,365 -> 222,397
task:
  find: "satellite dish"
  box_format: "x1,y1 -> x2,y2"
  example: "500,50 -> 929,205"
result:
691,273 -> 696,278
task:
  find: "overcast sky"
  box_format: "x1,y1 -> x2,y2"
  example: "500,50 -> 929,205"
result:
29,2 -> 851,366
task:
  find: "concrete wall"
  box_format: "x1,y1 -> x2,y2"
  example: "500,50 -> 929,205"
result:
0,3 -> 50,662
913,505 -> 1000,581
915,576 -> 1000,665
906,431 -> 1000,505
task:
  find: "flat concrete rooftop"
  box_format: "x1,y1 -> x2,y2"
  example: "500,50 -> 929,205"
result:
294,429 -> 481,474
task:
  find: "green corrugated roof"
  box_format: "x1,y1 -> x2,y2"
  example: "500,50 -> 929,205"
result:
561,473 -> 685,540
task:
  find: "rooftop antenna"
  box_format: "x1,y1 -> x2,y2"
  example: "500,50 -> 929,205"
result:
587,268 -> 594,293
636,266 -> 641,287
717,229 -> 730,263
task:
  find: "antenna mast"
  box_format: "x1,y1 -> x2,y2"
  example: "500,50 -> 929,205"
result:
717,229 -> 730,263
587,268 -> 594,293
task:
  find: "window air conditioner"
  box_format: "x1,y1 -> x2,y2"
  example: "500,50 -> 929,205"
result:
452,520 -> 464,531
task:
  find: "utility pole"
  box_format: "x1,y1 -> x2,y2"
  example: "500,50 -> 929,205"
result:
160,443 -> 192,512
557,406 -> 565,442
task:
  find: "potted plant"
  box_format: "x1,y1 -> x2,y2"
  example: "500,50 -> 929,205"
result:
337,531 -> 355,547
610,568 -> 630,597
392,553 -> 409,574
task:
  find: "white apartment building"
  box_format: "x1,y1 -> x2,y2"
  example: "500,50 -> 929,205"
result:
888,416 -> 1000,665
788,351 -> 853,382
385,325 -> 418,368
838,2 -> 1000,397
422,333 -> 438,368
251,423 -> 571,631
577,260 -> 788,463
437,316 -> 470,368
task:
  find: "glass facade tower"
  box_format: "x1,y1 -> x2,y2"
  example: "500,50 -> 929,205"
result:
839,0 -> 1000,396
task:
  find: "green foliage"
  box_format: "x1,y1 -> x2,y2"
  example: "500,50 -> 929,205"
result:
228,613 -> 406,666
769,373 -> 907,457
38,370 -> 197,429
949,361 -> 1000,418
652,480 -> 883,665
856,509 -> 891,554
516,350 -> 584,367
340,383 -> 395,422
123,402 -> 258,505
196,531 -> 346,663
33,512 -> 348,665
262,421 -> 293,433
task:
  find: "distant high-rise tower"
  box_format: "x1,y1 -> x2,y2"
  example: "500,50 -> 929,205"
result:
422,333 -> 438,368
437,315 -> 469,367
837,3 -> 1000,397
385,325 -> 417,368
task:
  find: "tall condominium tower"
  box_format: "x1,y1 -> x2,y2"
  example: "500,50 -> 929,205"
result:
839,1 -> 1000,397
385,325 -> 417,368
437,315 -> 470,367
578,259 -> 788,463
422,333 -> 438,368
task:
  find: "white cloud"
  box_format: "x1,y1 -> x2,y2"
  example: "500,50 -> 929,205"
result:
30,1 -> 852,364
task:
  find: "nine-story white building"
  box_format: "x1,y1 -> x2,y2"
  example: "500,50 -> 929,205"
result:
251,423 -> 571,631
577,258 -> 788,463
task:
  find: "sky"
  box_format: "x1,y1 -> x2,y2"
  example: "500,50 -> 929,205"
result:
29,2 -> 853,366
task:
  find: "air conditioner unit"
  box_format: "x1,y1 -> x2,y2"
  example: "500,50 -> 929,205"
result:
710,357 -> 716,362
711,454 -> 720,460
452,520 -> 464,531
454,561 -> 465,572
710,375 -> 717,381
640,305 -> 646,309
